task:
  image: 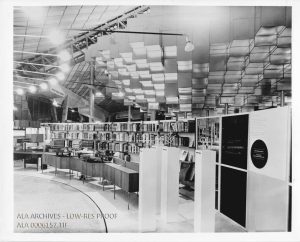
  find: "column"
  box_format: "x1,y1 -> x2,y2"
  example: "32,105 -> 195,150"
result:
224,103 -> 229,115
139,148 -> 158,232
280,90 -> 285,107
194,150 -> 216,232
128,105 -> 131,122
161,147 -> 180,223
89,61 -> 95,122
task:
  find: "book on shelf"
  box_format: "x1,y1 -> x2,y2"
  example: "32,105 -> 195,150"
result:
179,150 -> 189,162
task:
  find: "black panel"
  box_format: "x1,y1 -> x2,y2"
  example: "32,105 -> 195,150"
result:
288,185 -> 292,232
215,165 -> 219,210
221,114 -> 249,169
220,166 -> 247,227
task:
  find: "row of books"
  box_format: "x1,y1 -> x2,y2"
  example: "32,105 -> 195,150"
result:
159,134 -> 194,147
46,120 -> 195,133
161,120 -> 196,133
97,141 -> 141,154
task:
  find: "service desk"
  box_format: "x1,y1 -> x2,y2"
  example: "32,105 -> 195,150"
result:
43,154 -> 107,179
14,150 -> 44,171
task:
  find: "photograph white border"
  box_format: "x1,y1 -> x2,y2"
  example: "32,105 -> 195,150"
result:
1,0 -> 299,241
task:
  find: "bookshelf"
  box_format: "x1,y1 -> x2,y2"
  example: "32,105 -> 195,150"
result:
41,119 -> 196,155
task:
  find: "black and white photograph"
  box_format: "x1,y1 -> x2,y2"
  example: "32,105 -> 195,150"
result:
0,1 -> 300,242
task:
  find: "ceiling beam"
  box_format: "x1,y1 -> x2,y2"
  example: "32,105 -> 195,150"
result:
13,68 -> 55,76
14,61 -> 60,68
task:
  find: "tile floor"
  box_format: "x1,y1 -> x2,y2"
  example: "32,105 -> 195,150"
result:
14,161 -> 246,233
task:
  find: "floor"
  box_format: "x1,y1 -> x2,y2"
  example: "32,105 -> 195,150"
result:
14,160 -> 246,233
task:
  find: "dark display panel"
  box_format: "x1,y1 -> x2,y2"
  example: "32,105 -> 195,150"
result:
288,185 -> 292,232
221,114 -> 249,169
215,165 -> 219,210
220,166 -> 247,227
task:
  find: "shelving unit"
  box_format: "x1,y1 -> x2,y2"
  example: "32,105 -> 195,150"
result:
41,119 -> 196,155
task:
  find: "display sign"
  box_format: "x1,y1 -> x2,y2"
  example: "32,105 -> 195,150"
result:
220,96 -> 235,104
221,114 -> 249,169
251,139 -> 268,169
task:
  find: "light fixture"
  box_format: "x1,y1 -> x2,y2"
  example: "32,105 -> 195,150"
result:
39,82 -> 48,90
60,63 -> 70,73
28,85 -> 37,93
21,7 -> 47,24
56,72 -> 65,81
70,109 -> 75,113
53,99 -> 58,107
184,36 -> 194,52
48,29 -> 65,46
95,91 -> 104,97
13,106 -> 18,111
16,88 -> 24,95
58,50 -> 71,62
48,77 -> 58,86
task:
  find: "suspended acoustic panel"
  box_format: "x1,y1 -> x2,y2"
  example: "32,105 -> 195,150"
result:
164,59 -> 177,73
177,61 -> 192,72
209,55 -> 227,72
278,28 -> 291,47
207,84 -> 222,94
264,65 -> 284,79
178,73 -> 192,88
277,79 -> 291,91
179,104 -> 192,112
227,56 -> 246,71
135,59 -> 149,71
165,73 -> 177,83
192,89 -> 206,97
238,86 -> 254,94
152,73 -> 165,83
229,39 -> 253,56
208,71 -> 225,84
222,84 -> 238,95
244,62 -> 265,75
250,46 -> 274,63
241,75 -> 261,87
270,48 -> 291,65
192,63 -> 209,78
164,46 -> 177,59
224,70 -> 242,83
283,64 -> 291,78
192,96 -> 205,104
192,78 -> 208,89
